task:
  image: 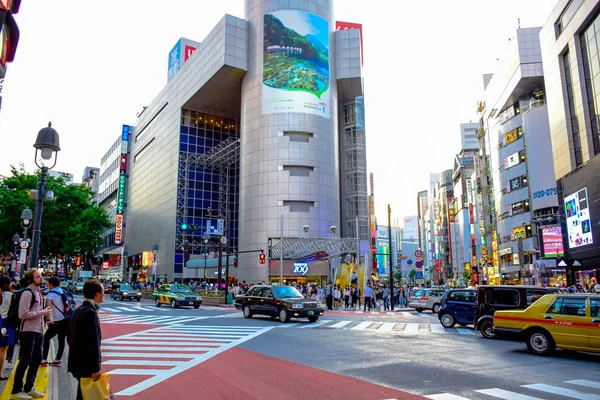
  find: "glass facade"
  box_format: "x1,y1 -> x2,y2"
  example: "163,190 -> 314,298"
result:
580,13 -> 600,155
563,51 -> 584,167
174,110 -> 240,274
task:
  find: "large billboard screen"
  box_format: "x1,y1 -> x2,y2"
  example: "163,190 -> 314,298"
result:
539,225 -> 564,258
263,10 -> 330,118
564,187 -> 594,248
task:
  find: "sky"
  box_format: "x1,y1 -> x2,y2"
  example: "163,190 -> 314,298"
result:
0,0 -> 557,226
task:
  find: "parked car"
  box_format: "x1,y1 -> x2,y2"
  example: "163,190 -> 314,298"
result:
408,288 -> 447,313
234,285 -> 324,323
474,285 -> 566,339
74,282 -> 84,295
493,293 -> 600,355
438,289 -> 476,328
153,284 -> 202,308
111,283 -> 141,301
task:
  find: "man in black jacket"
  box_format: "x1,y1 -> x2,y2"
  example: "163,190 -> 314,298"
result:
68,279 -> 104,400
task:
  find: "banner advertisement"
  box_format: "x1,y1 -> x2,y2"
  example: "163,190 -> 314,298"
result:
263,10 -> 330,118
539,225 -> 564,258
114,125 -> 130,245
564,187 -> 594,248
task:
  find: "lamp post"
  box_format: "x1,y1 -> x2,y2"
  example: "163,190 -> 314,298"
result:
152,243 -> 158,288
203,237 -> 209,283
29,122 -> 61,272
18,207 -> 32,277
11,233 -> 19,278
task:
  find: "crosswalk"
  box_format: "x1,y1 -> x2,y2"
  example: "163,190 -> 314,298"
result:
101,324 -> 274,396
99,314 -> 473,334
426,379 -> 600,400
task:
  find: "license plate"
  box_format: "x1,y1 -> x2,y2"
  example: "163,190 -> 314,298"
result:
189,302 -> 193,305
308,311 -> 314,316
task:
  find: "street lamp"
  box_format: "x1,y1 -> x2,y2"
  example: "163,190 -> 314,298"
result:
152,243 -> 158,287
29,122 -> 60,272
203,237 -> 209,282
11,233 -> 19,277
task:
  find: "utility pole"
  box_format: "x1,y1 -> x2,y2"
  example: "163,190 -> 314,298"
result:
387,204 -> 394,310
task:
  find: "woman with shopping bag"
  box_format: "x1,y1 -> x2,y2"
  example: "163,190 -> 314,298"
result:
67,279 -> 110,400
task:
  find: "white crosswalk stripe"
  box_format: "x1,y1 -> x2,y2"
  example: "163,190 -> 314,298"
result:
99,314 -> 211,325
329,320 -> 353,328
427,379 -> 600,400
403,323 -> 420,333
377,322 -> 395,331
102,324 -> 273,396
350,321 -> 373,330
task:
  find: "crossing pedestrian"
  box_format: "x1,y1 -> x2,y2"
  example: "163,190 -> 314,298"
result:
325,282 -> 333,310
363,283 -> 372,312
68,279 -> 104,400
41,277 -> 69,367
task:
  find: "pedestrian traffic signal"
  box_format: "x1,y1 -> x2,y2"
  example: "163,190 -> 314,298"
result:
233,257 -> 238,268
259,253 -> 266,264
180,223 -> 200,231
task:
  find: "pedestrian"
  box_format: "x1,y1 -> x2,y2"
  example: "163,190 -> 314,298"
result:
41,277 -> 69,367
382,285 -> 390,311
10,269 -> 51,399
0,275 -> 17,379
343,286 -> 350,309
325,282 -> 333,310
363,283 -> 372,312
333,285 -> 341,309
68,279 -> 104,400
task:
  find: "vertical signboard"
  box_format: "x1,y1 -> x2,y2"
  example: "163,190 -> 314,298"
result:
263,10 -> 330,118
167,38 -> 199,82
564,187 -> 594,248
114,125 -> 130,245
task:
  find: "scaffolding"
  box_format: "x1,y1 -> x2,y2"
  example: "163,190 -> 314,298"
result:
269,237 -> 359,260
176,137 -> 240,252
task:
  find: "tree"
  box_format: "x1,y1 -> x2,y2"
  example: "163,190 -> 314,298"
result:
462,270 -> 474,285
0,166 -> 112,263
393,270 -> 403,287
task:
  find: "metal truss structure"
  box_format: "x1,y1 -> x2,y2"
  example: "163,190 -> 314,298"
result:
176,138 -> 240,252
269,237 -> 359,260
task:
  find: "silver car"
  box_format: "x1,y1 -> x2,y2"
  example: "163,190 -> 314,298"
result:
408,288 -> 446,313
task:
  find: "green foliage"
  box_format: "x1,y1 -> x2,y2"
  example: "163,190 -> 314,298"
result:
393,270 -> 403,287
408,269 -> 416,279
0,166 -> 112,260
462,270 -> 474,284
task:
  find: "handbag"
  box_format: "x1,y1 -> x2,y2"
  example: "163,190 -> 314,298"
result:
80,374 -> 111,400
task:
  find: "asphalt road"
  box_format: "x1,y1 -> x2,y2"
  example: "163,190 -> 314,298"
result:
57,295 -> 600,400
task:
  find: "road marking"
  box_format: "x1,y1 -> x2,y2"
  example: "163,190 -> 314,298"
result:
426,394 -> 471,400
400,312 -> 413,317
522,384 -> 600,399
566,380 -> 600,390
402,323 -> 420,333
351,321 -> 373,330
354,311 -> 364,314
476,388 -> 543,400
418,313 -> 430,317
370,311 -> 380,314
328,321 -> 353,329
103,360 -> 182,366
116,307 -> 138,312
114,325 -> 274,396
456,328 -> 475,335
103,352 -> 195,358
102,307 -> 119,312
386,312 -> 396,315
429,325 -> 447,334
102,345 -> 217,351
378,322 -> 395,331
297,320 -> 332,328
139,306 -> 158,312
105,341 -> 221,346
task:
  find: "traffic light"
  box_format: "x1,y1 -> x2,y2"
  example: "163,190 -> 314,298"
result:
233,257 -> 238,268
259,253 -> 266,264
180,223 -> 200,231
0,0 -> 21,79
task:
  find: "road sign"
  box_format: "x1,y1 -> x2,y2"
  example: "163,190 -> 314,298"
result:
19,249 -> 27,264
20,240 -> 28,249
152,261 -> 158,267
416,279 -> 424,285
415,271 -> 423,279
414,249 -> 423,258
415,260 -> 423,269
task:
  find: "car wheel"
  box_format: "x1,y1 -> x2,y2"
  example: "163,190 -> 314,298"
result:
278,308 -> 290,323
193,305 -> 200,309
308,316 -> 319,323
415,308 -> 424,313
243,305 -> 253,319
479,320 -> 495,339
171,299 -> 178,309
119,295 -> 123,301
440,312 -> 456,328
526,329 -> 555,356
136,298 -> 141,302
432,303 -> 441,314
155,298 -> 161,307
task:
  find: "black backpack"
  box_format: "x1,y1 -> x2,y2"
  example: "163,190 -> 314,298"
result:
6,288 -> 35,329
49,289 -> 75,320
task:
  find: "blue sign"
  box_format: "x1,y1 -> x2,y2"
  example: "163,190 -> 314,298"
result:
415,260 -> 423,268
121,125 -> 130,141
167,39 -> 182,82
415,271 -> 423,279
293,263 -> 309,276
407,259 -> 413,265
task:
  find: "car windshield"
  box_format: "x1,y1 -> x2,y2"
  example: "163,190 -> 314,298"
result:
273,286 -> 303,298
76,283 -> 83,287
413,290 -> 425,297
171,285 -> 192,293
121,284 -> 131,290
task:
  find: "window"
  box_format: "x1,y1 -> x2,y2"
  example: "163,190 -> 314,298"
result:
526,290 -> 549,307
489,289 -> 519,306
548,297 -> 587,316
591,297 -> 600,318
134,138 -> 155,162
449,291 -> 475,302
249,287 -> 262,296
563,51 -> 584,166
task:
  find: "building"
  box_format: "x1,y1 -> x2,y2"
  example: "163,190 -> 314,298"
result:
479,27 -> 557,285
112,1 -> 365,284
435,169 -> 453,284
81,166 -> 100,195
540,0 -> 600,287
48,171 -> 74,185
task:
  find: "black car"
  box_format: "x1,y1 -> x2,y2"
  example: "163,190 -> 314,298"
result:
110,283 -> 141,301
438,289 -> 477,328
474,285 -> 565,339
234,285 -> 324,323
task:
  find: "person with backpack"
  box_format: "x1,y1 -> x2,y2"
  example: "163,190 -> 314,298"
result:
41,277 -> 72,368
9,269 -> 51,400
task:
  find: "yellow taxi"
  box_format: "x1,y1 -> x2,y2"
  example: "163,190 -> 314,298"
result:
493,293 -> 600,355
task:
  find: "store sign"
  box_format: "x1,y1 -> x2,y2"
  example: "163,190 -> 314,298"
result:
510,201 -> 524,216
540,225 -> 564,258
376,226 -> 388,239
564,187 -> 594,248
114,125 -> 131,246
498,106 -> 516,124
293,263 -> 309,276
504,129 -> 518,145
114,214 -> 124,245
102,262 -> 109,270
512,226 -> 527,240
116,173 -> 126,213
504,152 -> 520,169
507,177 -> 521,192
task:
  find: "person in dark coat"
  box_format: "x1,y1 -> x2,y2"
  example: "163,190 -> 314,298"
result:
68,279 -> 104,400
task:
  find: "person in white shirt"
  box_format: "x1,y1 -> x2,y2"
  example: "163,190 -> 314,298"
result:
343,286 -> 350,309
333,286 -> 342,309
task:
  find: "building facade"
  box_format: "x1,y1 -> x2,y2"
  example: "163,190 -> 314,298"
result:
81,166 -> 100,195
540,0 -> 600,287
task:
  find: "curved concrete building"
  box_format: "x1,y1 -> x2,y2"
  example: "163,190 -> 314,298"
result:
238,0 -> 339,282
